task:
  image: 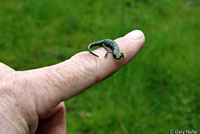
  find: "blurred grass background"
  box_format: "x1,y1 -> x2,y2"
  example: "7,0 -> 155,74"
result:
0,0 -> 200,133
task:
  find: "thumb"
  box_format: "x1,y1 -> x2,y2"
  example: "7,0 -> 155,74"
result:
14,30 -> 145,116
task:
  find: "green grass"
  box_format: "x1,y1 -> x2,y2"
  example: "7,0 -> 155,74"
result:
0,0 -> 200,133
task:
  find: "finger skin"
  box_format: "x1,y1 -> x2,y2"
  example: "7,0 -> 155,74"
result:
12,30 -> 145,117
0,62 -> 15,75
36,102 -> 66,134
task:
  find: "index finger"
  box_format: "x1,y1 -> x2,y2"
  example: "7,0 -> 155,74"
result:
15,30 -> 145,117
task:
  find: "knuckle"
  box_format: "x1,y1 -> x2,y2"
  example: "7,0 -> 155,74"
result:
0,72 -> 38,119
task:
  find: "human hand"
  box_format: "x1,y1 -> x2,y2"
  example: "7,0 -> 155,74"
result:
0,30 -> 145,134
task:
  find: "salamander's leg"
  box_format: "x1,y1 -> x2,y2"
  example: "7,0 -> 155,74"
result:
102,44 -> 113,57
105,51 -> 113,57
102,44 -> 111,51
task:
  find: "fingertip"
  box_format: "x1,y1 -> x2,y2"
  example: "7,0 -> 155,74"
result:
124,30 -> 145,42
114,30 -> 145,63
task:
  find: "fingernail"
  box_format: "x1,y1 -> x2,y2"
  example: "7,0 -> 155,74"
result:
125,30 -> 144,40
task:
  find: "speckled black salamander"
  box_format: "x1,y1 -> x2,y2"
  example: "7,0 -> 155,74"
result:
88,39 -> 124,60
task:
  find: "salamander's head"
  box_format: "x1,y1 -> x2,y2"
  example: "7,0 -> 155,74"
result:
113,52 -> 124,60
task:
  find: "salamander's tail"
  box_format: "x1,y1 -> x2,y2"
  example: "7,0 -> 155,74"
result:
88,44 -> 99,57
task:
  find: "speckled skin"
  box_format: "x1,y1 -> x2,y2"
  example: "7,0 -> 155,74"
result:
88,39 -> 124,60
